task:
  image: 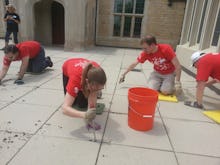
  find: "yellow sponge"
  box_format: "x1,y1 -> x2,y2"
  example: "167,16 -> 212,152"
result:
203,110 -> 220,124
159,93 -> 178,102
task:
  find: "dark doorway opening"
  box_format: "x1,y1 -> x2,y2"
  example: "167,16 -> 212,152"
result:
51,1 -> 65,45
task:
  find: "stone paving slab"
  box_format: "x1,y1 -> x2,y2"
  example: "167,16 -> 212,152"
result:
38,110 -> 108,142
158,101 -> 214,122
40,77 -> 63,91
0,101 -> 9,110
8,135 -> 100,165
16,88 -> 64,108
0,103 -> 56,134
0,86 -> 33,102
176,153 -> 220,165
104,114 -> 173,151
97,144 -> 178,165
0,131 -> 31,165
0,43 -> 220,164
164,118 -> 220,157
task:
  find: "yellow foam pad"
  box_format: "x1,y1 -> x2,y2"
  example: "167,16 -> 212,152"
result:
203,110 -> 220,124
158,93 -> 178,102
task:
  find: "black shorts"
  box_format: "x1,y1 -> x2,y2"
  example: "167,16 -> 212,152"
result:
62,74 -> 88,108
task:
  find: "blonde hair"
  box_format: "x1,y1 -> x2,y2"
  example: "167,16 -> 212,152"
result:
81,63 -> 106,97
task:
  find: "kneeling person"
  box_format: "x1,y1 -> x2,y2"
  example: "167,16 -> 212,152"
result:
62,58 -> 107,130
0,41 -> 53,85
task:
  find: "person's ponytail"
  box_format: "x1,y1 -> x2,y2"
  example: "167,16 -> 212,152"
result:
81,63 -> 93,97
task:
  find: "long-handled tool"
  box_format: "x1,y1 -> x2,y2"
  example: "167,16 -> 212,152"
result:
92,121 -> 97,142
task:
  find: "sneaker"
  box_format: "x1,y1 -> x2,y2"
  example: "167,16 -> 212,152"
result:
184,101 -> 204,109
46,56 -> 53,67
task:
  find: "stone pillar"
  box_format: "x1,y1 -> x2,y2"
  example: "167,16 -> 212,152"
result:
14,0 -> 35,42
0,0 -> 6,38
64,0 -> 87,51
188,0 -> 205,47
200,0 -> 220,50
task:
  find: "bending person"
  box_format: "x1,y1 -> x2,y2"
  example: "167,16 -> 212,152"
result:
62,58 -> 107,130
120,35 -> 182,95
0,41 -> 53,85
185,52 -> 220,109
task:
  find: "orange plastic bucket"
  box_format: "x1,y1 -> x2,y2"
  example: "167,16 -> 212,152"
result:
128,87 -> 158,131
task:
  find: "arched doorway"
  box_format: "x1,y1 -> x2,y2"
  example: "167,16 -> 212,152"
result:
51,1 -> 65,45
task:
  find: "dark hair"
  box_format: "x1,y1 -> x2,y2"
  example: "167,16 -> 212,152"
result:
81,63 -> 107,97
4,45 -> 19,54
140,35 -> 157,45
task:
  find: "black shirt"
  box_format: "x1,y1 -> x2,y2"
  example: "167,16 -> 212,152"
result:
4,12 -> 20,32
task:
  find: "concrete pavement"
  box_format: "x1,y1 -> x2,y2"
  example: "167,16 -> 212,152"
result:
0,41 -> 220,165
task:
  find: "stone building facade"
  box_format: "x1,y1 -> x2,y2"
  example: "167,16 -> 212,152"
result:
176,0 -> 220,69
0,0 -> 186,50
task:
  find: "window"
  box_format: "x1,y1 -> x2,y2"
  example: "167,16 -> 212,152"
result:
212,9 -> 220,46
187,0 -> 197,41
197,0 -> 208,43
113,0 -> 145,38
4,0 -> 9,5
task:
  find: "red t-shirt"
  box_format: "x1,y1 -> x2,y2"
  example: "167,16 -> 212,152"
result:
196,53 -> 220,81
137,44 -> 176,74
3,41 -> 41,66
62,58 -> 99,97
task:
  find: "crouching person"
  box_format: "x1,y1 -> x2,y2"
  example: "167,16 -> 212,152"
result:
62,58 -> 107,130
0,41 -> 53,85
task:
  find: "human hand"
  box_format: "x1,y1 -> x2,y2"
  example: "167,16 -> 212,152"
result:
14,79 -> 24,85
175,81 -> 182,95
84,108 -> 96,124
7,16 -> 12,20
119,74 -> 125,84
214,79 -> 220,83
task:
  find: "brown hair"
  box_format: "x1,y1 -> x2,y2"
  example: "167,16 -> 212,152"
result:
81,63 -> 107,97
140,35 -> 157,45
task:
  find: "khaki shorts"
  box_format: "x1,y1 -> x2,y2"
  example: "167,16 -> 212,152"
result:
148,71 -> 175,94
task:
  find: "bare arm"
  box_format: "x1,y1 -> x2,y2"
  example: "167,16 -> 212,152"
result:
122,60 -> 139,77
206,79 -> 220,86
4,15 -> 10,22
62,93 -> 86,118
196,81 -> 206,105
0,65 -> 9,81
17,56 -> 30,80
88,91 -> 98,108
171,57 -> 181,82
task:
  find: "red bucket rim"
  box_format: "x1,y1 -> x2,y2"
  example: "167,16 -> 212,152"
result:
128,87 -> 158,98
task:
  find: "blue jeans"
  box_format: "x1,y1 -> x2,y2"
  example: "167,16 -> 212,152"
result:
5,31 -> 18,44
27,47 -> 50,73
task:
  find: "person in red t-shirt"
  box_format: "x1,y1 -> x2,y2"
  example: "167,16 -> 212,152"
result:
0,41 -> 53,85
119,35 -> 182,95
62,58 -> 107,130
185,52 -> 220,109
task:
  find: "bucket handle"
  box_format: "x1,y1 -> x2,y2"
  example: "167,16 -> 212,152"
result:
129,106 -> 153,118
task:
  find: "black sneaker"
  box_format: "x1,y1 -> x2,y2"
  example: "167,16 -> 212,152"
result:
46,56 -> 53,67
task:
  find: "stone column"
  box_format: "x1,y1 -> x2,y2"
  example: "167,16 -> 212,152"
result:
0,0 -> 6,38
188,0 -> 205,47
180,0 -> 195,44
200,0 -> 220,50
64,0 -> 87,51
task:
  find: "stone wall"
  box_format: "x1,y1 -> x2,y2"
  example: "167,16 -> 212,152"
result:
96,0 -> 186,49
1,0 -> 186,50
0,1 -> 6,38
